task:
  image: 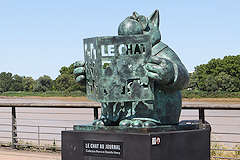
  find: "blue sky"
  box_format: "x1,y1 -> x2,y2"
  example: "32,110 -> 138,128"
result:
0,0 -> 239,79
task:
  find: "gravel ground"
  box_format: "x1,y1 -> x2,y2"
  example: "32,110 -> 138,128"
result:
0,148 -> 60,160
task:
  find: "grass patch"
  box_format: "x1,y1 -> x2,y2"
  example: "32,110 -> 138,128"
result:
2,90 -> 240,99
0,91 -> 86,97
211,143 -> 240,160
182,90 -> 240,98
1,140 -> 61,152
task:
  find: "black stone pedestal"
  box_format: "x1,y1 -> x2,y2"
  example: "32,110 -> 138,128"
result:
62,120 -> 211,160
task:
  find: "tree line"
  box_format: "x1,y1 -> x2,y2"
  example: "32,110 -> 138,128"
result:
188,55 -> 240,92
1,54 -> 240,94
0,64 -> 85,93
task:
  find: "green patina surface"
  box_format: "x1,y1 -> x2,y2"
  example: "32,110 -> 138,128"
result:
74,9 -> 189,127
84,35 -> 153,102
73,120 -> 206,133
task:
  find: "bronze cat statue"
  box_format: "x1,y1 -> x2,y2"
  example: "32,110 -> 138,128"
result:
74,10 -> 189,127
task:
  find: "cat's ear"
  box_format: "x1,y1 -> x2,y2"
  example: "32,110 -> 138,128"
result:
132,11 -> 140,19
149,9 -> 159,27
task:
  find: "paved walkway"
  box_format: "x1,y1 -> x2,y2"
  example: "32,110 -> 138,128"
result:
0,148 -> 60,160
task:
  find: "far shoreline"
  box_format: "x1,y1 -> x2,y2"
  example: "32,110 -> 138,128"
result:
1,96 -> 240,103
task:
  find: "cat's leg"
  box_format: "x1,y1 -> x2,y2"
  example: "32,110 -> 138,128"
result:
93,102 -> 111,126
119,101 -> 161,127
93,102 -> 120,126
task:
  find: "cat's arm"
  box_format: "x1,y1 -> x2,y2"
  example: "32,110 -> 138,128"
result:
146,44 -> 189,91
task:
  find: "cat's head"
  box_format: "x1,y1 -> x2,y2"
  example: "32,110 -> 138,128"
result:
118,9 -> 161,46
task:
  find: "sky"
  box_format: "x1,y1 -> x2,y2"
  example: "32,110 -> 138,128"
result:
0,0 -> 239,79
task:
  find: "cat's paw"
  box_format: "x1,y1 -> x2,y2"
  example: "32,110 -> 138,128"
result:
73,61 -> 86,83
146,57 -> 174,85
92,119 -> 104,126
119,119 -> 158,128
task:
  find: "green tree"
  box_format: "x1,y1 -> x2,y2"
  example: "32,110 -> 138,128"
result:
187,73 -> 198,90
10,74 -> 24,91
215,72 -> 240,92
59,64 -> 74,75
54,64 -> 85,92
0,72 -> 13,92
190,55 -> 240,92
33,75 -> 53,92
55,74 -> 75,91
202,75 -> 218,92
23,77 -> 35,91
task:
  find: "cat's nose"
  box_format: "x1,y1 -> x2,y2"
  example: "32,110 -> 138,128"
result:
118,18 -> 143,36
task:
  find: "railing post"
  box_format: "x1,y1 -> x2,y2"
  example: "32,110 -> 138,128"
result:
94,108 -> 99,120
12,107 -> 17,149
37,126 -> 40,146
199,108 -> 205,123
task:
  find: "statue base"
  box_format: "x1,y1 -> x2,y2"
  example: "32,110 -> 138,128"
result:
62,120 -> 211,160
